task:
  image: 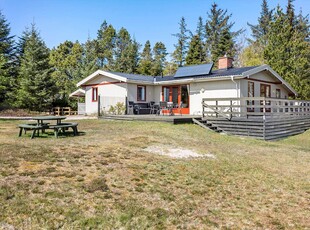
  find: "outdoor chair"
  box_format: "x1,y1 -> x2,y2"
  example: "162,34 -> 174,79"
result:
157,101 -> 168,116
128,101 -> 135,115
176,101 -> 183,116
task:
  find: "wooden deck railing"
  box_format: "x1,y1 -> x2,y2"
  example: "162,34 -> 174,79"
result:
202,97 -> 310,120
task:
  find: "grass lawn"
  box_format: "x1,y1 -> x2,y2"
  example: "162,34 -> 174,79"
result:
0,119 -> 309,229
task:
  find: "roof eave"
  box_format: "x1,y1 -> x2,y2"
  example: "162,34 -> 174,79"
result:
155,75 -> 244,85
242,65 -> 298,96
77,70 -> 127,87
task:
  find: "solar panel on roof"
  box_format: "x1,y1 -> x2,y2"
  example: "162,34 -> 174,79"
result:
174,63 -> 214,78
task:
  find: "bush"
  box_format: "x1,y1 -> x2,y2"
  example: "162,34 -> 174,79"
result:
108,102 -> 126,115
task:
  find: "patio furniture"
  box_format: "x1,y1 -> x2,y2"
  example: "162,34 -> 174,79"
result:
176,101 -> 183,116
167,102 -> 174,116
150,102 -> 159,114
157,101 -> 168,115
128,101 -> 135,115
50,122 -> 78,138
18,124 -> 43,139
18,116 -> 79,138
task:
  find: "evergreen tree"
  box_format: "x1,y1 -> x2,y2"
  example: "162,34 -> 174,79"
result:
124,39 -> 140,74
49,40 -> 83,105
114,27 -> 132,72
137,40 -> 153,75
96,21 -> 116,69
15,24 -> 56,111
0,11 -> 16,103
186,34 -> 206,65
81,38 -> 98,77
241,0 -> 273,67
172,17 -> 190,67
247,0 -> 273,43
151,42 -> 167,76
196,16 -> 205,42
264,4 -> 310,99
205,3 -> 241,66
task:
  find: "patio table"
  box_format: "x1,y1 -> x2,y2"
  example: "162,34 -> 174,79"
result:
32,116 -> 67,125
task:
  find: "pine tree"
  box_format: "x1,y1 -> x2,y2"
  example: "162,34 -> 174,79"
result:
247,0 -> 273,43
137,40 -> 153,75
186,34 -> 205,65
205,3 -> 241,66
81,38 -> 98,77
114,27 -> 132,72
264,4 -> 310,99
151,42 -> 167,76
15,24 -> 56,111
196,16 -> 205,42
0,11 -> 16,103
49,40 -> 83,105
172,17 -> 190,67
124,39 -> 140,74
96,21 -> 116,69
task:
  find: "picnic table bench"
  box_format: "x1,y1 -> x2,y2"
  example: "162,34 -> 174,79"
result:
49,122 -> 78,138
18,116 -> 79,139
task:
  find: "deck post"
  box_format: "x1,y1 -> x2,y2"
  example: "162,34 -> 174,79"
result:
230,100 -> 232,120
97,95 -> 101,117
263,98 -> 266,121
202,100 -> 205,118
215,100 -> 218,118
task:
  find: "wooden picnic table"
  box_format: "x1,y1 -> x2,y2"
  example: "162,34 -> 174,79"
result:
18,116 -> 78,139
32,116 -> 67,125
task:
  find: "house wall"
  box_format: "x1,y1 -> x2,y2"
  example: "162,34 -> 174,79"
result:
240,71 -> 290,98
84,75 -> 127,115
189,80 -> 240,115
127,83 -> 155,103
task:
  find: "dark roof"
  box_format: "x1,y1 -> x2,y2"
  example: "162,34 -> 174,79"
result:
109,71 -> 155,82
156,66 -> 258,82
109,66 -> 258,83
174,63 -> 213,78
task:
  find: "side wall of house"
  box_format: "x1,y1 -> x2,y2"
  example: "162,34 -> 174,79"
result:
84,75 -> 127,115
189,80 -> 240,115
240,71 -> 290,98
127,83 -> 155,103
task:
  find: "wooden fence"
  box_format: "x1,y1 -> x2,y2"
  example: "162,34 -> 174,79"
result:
52,107 -> 77,116
200,97 -> 310,140
202,97 -> 310,120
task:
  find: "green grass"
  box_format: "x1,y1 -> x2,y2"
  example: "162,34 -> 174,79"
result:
0,119 -> 309,229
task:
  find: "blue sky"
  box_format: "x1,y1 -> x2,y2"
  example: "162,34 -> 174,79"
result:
1,0 -> 309,55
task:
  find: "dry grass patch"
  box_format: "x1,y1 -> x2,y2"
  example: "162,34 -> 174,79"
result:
0,119 -> 309,229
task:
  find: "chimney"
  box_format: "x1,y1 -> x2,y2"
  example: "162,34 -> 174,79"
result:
218,55 -> 233,69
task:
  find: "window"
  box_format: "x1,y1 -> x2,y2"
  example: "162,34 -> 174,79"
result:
276,89 -> 281,98
248,82 -> 254,97
92,87 -> 98,102
260,84 -> 270,97
137,85 -> 146,101
163,87 -> 170,102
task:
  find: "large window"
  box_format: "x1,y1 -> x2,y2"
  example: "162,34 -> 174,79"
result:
92,87 -> 98,102
137,85 -> 146,101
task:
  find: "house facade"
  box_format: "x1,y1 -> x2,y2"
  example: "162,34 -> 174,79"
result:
73,57 -> 297,116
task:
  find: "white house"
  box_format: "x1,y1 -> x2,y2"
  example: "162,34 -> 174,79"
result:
73,56 -> 297,116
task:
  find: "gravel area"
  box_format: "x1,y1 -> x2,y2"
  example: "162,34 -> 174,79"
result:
144,145 -> 216,159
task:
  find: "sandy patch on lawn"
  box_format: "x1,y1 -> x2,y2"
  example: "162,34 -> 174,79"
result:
144,146 -> 216,159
